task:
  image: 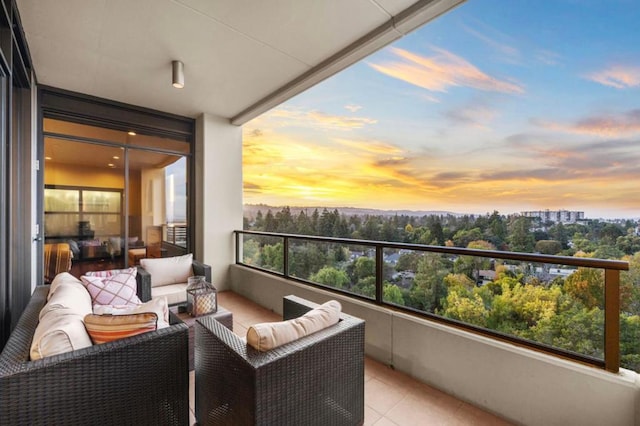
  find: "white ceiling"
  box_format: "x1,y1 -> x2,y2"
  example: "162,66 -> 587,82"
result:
16,0 -> 462,124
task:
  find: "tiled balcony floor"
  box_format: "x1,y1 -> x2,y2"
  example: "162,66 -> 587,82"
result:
189,291 -> 513,426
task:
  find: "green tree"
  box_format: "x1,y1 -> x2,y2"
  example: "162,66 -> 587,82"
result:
427,217 -> 445,245
259,242 -> 283,272
616,233 -> 640,255
396,251 -> 423,272
288,243 -> 328,279
563,267 -> 603,309
241,238 -> 260,265
310,267 -> 350,289
549,223 -> 569,248
254,210 -> 264,230
409,253 -> 449,312
354,256 -> 375,281
535,240 -> 562,255
264,210 -> 276,232
452,228 -> 483,248
296,210 -> 313,235
443,289 -> 488,327
383,283 -> 405,305
508,217 -> 535,252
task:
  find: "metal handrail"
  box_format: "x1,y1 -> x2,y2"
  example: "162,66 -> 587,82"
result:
234,230 -> 629,372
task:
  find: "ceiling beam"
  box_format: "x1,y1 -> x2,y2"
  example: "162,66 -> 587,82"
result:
230,0 -> 465,126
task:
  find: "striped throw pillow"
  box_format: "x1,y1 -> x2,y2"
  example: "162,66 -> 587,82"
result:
84,313 -> 158,344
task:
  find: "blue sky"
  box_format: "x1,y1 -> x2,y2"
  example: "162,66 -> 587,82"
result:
243,0 -> 640,219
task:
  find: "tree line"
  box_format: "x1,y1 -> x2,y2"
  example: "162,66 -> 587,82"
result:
243,206 -> 640,371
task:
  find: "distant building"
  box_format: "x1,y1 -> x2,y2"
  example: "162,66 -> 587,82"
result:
521,209 -> 584,224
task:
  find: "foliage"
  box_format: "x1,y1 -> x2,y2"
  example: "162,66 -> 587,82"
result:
309,266 -> 349,289
243,206 -> 640,372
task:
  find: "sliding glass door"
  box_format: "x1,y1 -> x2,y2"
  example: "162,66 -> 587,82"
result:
43,118 -> 190,276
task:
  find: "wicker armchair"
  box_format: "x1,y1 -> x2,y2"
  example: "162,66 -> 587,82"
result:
135,259 -> 211,304
0,285 -> 190,425
195,295 -> 365,426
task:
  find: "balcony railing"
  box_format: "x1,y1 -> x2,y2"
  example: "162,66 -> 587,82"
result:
234,230 -> 630,373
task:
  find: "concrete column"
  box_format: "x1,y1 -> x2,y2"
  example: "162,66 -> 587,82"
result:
195,113 -> 243,291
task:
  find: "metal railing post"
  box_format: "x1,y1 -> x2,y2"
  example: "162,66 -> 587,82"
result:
235,231 -> 240,264
375,245 -> 383,304
604,268 -> 620,373
283,236 -> 289,278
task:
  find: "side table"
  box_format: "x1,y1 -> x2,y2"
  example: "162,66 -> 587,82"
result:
169,305 -> 233,370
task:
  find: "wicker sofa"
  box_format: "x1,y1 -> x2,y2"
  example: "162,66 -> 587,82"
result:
195,295 -> 365,426
0,284 -> 190,425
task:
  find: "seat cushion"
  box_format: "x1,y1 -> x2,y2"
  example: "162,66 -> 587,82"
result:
246,300 -> 342,351
151,283 -> 188,305
140,253 -> 193,287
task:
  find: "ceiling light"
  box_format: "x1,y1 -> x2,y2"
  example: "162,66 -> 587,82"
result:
45,156 -> 52,160
113,156 -> 120,160
127,131 -> 136,136
108,163 -> 115,167
172,60 -> 184,89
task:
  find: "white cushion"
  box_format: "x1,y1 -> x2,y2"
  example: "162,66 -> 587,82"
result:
93,297 -> 170,329
48,272 -> 84,300
246,300 -> 341,352
140,253 -> 193,287
30,311 -> 92,360
40,280 -> 93,320
151,283 -> 188,305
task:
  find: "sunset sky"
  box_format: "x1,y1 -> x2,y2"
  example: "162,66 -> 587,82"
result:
243,0 -> 640,219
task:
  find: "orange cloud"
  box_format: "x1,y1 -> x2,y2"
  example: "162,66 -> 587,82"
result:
265,107 -> 377,130
369,46 -> 524,94
534,109 -> 640,137
584,65 -> 640,89
333,138 -> 404,156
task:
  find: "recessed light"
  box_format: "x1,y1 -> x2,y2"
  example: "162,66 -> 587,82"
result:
108,163 -> 115,167
45,156 -> 52,160
113,156 -> 120,160
128,131 -> 136,136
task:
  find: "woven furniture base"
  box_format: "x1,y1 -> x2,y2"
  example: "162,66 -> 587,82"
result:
0,285 -> 190,425
195,295 -> 365,425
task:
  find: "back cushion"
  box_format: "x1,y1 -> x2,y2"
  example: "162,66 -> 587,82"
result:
81,268 -> 141,306
30,313 -> 93,360
41,279 -> 93,320
85,267 -> 136,278
140,253 -> 194,287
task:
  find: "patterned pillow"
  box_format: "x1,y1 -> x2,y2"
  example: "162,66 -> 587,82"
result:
81,269 -> 141,306
84,313 -> 157,344
85,267 -> 137,278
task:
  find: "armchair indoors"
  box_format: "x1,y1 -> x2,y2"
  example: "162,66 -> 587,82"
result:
195,295 -> 365,426
135,253 -> 211,305
43,243 -> 72,284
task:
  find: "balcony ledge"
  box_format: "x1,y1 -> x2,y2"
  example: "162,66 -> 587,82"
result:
230,264 -> 640,426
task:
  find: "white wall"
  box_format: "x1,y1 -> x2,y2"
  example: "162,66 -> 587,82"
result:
195,114 -> 243,291
230,264 -> 640,426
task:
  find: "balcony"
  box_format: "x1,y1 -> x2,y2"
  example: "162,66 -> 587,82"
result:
229,231 -> 639,425
206,290 -> 512,425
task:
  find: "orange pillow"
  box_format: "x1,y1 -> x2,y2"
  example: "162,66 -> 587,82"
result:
84,313 -> 158,344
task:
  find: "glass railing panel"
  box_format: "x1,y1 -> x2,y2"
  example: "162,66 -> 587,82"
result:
404,252 -> 606,362
234,231 -> 629,371
287,240 -> 375,299
240,234 -> 284,274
